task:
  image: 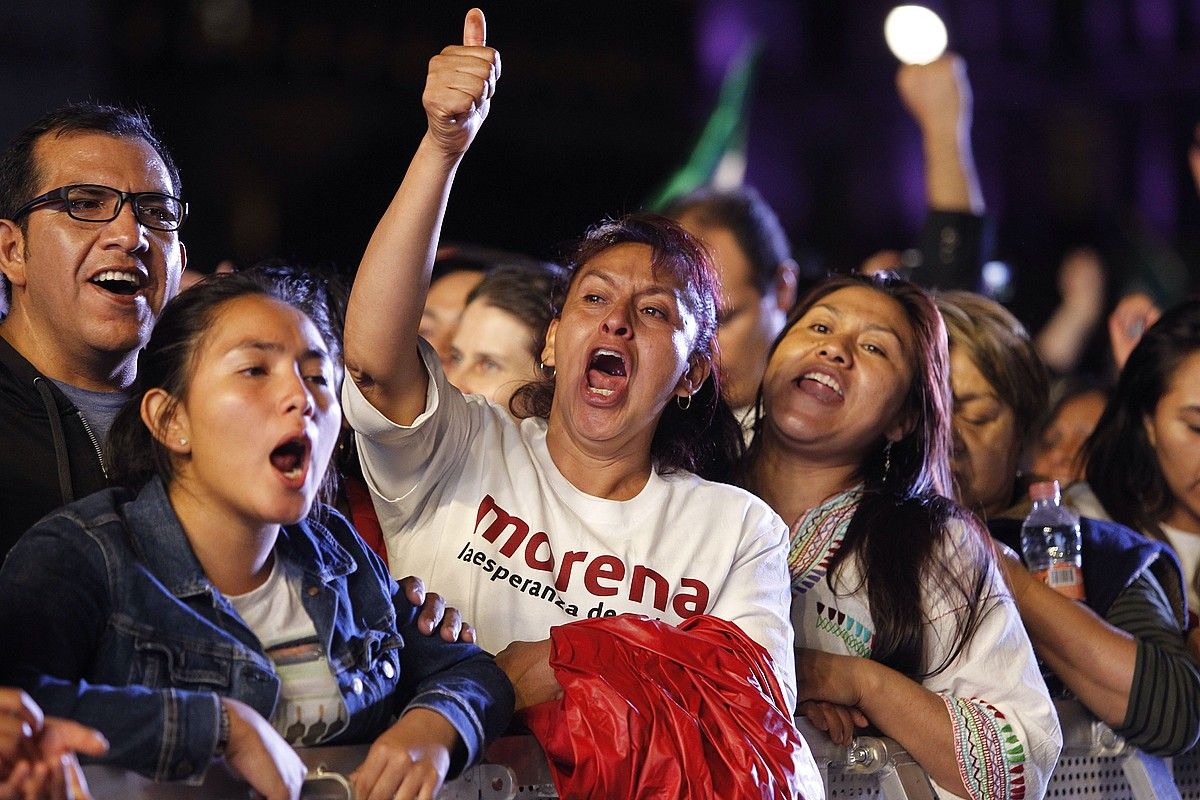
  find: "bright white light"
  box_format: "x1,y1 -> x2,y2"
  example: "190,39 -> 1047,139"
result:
884,6 -> 948,65
982,261 -> 1012,298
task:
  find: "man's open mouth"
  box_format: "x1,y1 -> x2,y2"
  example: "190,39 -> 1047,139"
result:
90,270 -> 145,296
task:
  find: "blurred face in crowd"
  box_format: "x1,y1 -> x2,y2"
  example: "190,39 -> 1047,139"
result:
0,132 -> 185,386
948,347 -> 1021,517
1030,389 -> 1107,487
1145,351 -> 1200,533
447,299 -> 539,412
761,286 -> 915,468
676,216 -> 791,411
420,269 -> 484,370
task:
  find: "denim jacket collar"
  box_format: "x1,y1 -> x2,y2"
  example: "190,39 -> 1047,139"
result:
276,511 -> 357,586
125,478 -> 213,599
123,477 -> 356,600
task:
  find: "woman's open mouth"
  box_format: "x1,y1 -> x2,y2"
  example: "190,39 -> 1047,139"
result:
269,435 -> 310,484
796,371 -> 843,397
586,349 -> 628,397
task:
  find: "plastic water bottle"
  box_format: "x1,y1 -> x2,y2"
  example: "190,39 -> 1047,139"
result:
1020,480 -> 1085,600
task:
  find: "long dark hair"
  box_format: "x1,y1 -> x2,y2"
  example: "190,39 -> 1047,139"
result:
107,272 -> 342,498
511,213 -> 744,481
1085,298 -> 1200,538
748,272 -> 992,679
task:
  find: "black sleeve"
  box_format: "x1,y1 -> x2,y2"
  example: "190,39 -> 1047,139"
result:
910,209 -> 991,291
323,508 -> 515,776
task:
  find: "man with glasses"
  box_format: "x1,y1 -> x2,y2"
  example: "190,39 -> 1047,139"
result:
0,103 -> 187,558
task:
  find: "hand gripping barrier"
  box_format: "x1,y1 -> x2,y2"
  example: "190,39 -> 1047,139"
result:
795,716 -> 936,800
81,735 -> 560,800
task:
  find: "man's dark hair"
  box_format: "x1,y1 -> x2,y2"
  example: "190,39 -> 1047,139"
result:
0,102 -> 182,310
664,185 -> 792,296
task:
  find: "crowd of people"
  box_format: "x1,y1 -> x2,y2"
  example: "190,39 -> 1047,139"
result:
0,8 -> 1198,800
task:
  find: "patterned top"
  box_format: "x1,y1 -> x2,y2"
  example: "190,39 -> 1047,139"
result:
788,484 -> 861,593
789,485 -> 1061,800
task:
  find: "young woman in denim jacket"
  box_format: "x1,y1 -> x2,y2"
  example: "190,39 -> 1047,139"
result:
0,273 -> 514,800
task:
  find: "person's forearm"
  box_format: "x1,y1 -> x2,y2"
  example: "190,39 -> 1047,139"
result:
922,126 -> 984,215
343,136 -> 463,422
1017,581 -> 1135,727
854,661 -> 970,797
396,608 -> 514,766
22,675 -> 220,782
1035,303 -> 1102,374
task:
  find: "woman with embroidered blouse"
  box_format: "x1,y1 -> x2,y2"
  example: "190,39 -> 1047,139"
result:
741,272 -> 1061,800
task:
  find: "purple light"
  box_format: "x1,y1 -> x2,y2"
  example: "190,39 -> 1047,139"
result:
1135,0 -> 1175,51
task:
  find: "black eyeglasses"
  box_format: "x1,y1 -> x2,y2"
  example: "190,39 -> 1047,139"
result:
11,183 -> 187,232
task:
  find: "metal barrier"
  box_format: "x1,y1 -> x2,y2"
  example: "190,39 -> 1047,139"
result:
1048,698 -> 1179,800
78,700 -> 1200,799
82,736 -> 559,800
795,717 -> 936,800
802,698 -> 1200,800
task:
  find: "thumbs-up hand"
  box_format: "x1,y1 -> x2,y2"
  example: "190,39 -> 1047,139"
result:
423,8 -> 501,157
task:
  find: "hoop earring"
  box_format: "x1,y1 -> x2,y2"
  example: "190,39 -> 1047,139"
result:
882,440 -> 892,479
538,361 -> 556,378
676,394 -> 692,411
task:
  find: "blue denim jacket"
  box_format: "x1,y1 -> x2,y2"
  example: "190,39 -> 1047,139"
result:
0,479 -> 513,781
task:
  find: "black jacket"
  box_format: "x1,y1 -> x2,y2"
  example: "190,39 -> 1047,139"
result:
989,515 -> 1187,623
0,336 -> 108,560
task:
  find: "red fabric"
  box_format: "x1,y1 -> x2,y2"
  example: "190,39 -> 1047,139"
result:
521,614 -> 823,800
343,475 -> 389,566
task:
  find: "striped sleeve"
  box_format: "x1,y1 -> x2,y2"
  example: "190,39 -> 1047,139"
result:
1108,571 -> 1200,756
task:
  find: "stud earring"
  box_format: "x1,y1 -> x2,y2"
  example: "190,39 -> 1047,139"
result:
179,437 -> 188,446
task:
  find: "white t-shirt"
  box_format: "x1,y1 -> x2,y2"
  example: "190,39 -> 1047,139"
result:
790,486 -> 1061,800
343,341 -> 797,710
227,557 -> 349,746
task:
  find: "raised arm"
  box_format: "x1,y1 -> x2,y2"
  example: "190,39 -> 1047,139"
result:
899,53 -> 991,291
1034,248 -> 1107,375
897,53 -> 983,216
343,8 -> 500,425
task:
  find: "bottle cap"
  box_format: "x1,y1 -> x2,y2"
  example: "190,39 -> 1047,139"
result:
1029,480 -> 1060,502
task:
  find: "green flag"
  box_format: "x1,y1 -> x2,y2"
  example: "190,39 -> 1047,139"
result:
646,40 -> 762,211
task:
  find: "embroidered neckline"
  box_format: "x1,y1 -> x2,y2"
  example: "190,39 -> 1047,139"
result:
788,483 -> 864,592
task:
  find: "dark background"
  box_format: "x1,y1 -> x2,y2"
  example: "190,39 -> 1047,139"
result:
4,0 -> 1200,331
